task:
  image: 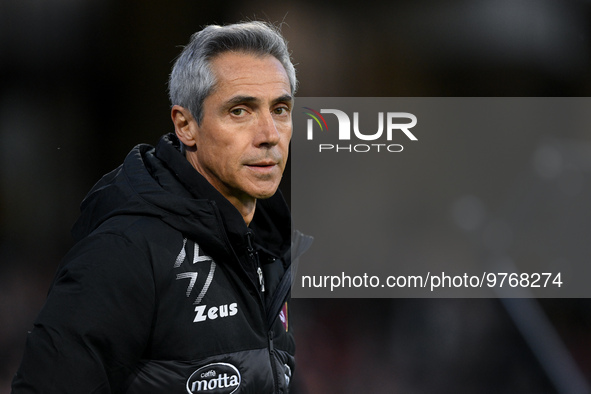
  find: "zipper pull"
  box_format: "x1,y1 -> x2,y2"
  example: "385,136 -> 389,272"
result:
257,266 -> 265,292
247,230 -> 264,293
246,231 -> 255,256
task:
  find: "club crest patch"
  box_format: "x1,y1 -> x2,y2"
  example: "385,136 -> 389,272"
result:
279,302 -> 288,332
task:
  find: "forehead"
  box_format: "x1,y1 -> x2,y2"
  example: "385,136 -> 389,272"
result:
208,52 -> 291,97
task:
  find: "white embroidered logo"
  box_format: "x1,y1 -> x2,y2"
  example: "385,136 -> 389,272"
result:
174,239 -> 240,323
174,239 -> 216,305
193,303 -> 238,323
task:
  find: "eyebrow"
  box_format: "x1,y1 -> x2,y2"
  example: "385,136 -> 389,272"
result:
225,95 -> 258,107
272,94 -> 293,106
224,94 -> 293,108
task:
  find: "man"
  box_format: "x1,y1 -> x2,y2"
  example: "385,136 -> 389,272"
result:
12,21 -> 307,393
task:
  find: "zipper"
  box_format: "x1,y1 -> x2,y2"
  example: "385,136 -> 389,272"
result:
209,202 -> 284,392
247,230 -> 277,391
248,231 -> 279,392
208,201 -> 264,300
246,230 -> 265,293
268,330 -> 279,393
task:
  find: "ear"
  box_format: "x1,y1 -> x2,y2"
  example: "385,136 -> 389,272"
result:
171,105 -> 197,147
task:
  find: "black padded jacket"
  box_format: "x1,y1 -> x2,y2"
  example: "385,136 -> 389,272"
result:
12,134 -> 306,394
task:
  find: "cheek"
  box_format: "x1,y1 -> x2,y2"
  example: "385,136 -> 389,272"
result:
208,142 -> 247,174
200,132 -> 232,159
280,134 -> 292,154
281,126 -> 292,145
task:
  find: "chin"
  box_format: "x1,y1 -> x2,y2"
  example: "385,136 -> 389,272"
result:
252,190 -> 278,200
249,184 -> 281,200
245,179 -> 281,200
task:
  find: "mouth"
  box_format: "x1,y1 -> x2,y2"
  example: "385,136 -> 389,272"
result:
245,160 -> 279,174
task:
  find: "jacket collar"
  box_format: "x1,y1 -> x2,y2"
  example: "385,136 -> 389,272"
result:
155,134 -> 291,259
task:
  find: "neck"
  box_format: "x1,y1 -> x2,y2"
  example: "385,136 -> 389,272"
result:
227,196 -> 257,226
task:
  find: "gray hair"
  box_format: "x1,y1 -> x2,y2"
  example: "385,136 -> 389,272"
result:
168,21 -> 297,124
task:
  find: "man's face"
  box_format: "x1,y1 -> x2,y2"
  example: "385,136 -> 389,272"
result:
185,52 -> 292,206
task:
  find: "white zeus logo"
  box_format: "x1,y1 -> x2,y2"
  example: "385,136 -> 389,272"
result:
186,363 -> 241,393
194,303 -> 238,323
304,108 -> 417,153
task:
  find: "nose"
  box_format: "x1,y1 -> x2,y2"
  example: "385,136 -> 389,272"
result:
255,111 -> 281,147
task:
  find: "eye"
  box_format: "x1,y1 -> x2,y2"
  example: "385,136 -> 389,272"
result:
230,108 -> 246,116
273,106 -> 290,115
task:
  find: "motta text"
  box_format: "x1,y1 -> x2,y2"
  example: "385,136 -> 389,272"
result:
190,372 -> 239,392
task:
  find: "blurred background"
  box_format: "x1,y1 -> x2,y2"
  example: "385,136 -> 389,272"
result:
2,0 -> 591,392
